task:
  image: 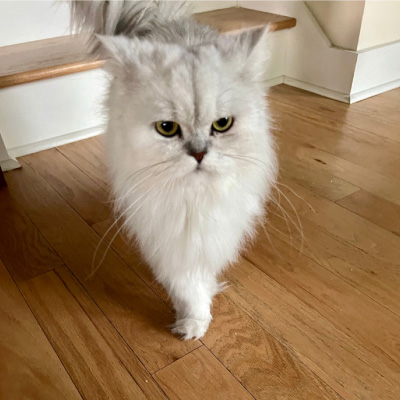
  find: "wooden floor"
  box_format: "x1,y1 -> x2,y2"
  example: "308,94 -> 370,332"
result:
1,84 -> 400,400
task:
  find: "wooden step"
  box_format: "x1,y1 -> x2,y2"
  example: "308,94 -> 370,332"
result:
0,7 -> 296,89
0,35 -> 103,89
195,7 -> 296,34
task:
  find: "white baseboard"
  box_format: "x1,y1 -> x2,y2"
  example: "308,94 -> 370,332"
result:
283,77 -> 350,103
266,75 -> 284,87
0,132 -> 21,171
0,157 -> 21,172
350,40 -> 400,103
350,78 -> 400,104
8,125 -> 105,159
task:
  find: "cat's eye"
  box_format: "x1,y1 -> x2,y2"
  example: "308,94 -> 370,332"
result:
212,117 -> 234,133
155,121 -> 181,137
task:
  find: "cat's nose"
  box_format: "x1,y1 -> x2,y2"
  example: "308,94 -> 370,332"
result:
185,139 -> 209,163
191,151 -> 207,163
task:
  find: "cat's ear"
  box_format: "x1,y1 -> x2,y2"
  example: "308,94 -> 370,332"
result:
217,26 -> 270,82
95,34 -> 135,76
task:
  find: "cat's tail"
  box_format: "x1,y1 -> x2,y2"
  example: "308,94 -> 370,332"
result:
70,1 -> 186,39
70,1 -> 150,37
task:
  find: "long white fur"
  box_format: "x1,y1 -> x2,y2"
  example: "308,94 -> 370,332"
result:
71,0 -> 278,340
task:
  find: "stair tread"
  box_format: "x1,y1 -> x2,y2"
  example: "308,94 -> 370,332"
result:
195,7 -> 296,34
0,7 -> 296,88
0,35 -> 89,77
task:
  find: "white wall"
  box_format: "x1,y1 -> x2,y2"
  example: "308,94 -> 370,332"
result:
0,1 -> 71,47
306,1 -> 365,50
239,1 -> 358,99
358,1 -> 400,50
189,1 -> 237,13
0,0 -> 237,47
0,70 -> 107,152
305,0 -> 400,51
246,0 -> 400,102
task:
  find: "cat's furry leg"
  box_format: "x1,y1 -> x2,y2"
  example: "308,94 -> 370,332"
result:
166,270 -> 220,340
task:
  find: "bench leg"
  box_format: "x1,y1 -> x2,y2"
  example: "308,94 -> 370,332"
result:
0,166 -> 6,188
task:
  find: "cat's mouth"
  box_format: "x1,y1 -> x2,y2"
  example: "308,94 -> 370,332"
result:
194,163 -> 209,173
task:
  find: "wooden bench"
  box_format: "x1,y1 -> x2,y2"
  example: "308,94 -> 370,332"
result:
0,8 -> 296,89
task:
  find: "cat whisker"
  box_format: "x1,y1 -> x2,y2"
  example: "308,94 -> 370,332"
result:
90,160 -> 177,278
226,154 -> 303,231
88,200 -> 147,280
257,216 -> 280,257
276,182 -> 317,214
273,184 -> 304,257
262,216 -> 298,248
89,182 -> 155,279
224,153 -> 306,258
270,184 -> 293,236
272,183 -> 322,264
224,153 -> 275,169
268,196 -> 294,249
109,157 -> 179,205
147,176 -> 179,260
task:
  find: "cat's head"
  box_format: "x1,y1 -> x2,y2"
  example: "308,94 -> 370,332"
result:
101,27 -> 276,191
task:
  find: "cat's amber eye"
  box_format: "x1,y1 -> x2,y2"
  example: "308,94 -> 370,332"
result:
155,121 -> 180,137
212,116 -> 234,133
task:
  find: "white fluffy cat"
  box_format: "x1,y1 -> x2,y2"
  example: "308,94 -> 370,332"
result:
71,1 -> 277,339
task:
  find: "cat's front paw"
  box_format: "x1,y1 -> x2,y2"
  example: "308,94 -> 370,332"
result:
171,317 -> 211,340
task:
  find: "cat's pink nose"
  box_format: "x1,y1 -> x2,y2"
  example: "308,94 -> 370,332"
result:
192,151 -> 207,163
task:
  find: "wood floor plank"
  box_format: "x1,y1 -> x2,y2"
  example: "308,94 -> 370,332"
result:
337,190 -> 400,236
269,99 -> 400,180
224,258 -> 400,400
270,85 -> 400,143
19,270 -> 154,400
266,178 -> 400,313
24,148 -> 112,226
276,138 -> 400,207
0,189 -> 63,282
270,92 -> 400,156
347,89 -> 400,127
55,266 -> 167,400
246,230 -> 400,371
265,200 -> 400,317
203,294 -> 341,400
154,346 -> 254,400
272,178 -> 400,267
0,259 -> 82,400
279,154 -> 359,201
6,161 -> 199,374
57,135 -> 110,192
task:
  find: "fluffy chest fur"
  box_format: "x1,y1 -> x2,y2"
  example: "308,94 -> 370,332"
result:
110,141 -> 272,281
